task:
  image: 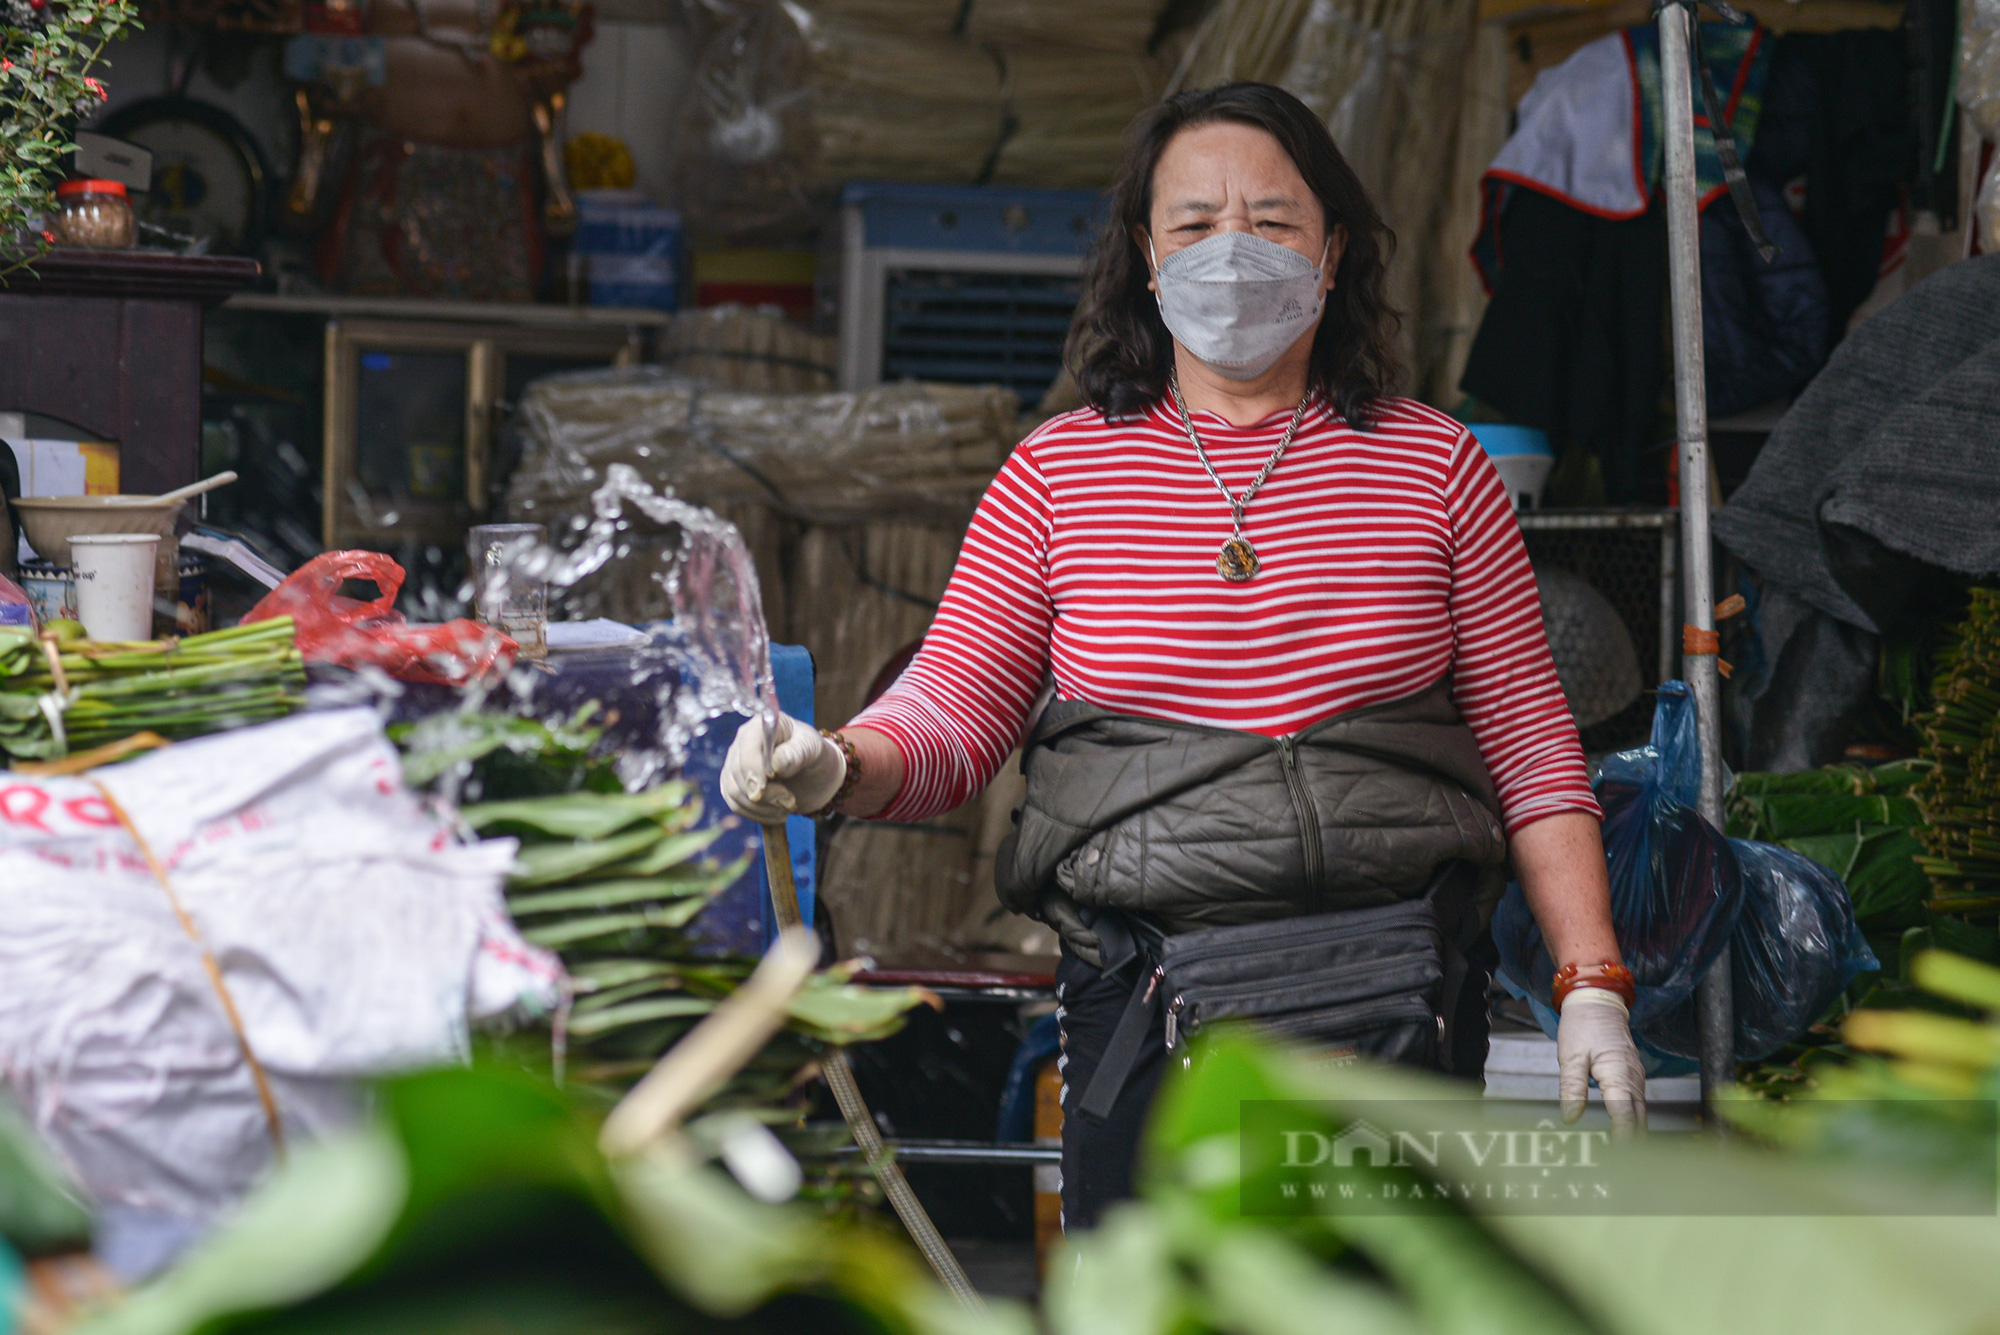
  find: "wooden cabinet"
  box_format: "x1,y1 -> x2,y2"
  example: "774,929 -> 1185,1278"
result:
0,251 -> 260,495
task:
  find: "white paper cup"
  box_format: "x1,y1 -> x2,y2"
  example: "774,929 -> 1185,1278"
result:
71,533 -> 160,642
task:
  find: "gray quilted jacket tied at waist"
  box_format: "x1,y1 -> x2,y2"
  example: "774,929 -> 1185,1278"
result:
994,676 -> 1510,962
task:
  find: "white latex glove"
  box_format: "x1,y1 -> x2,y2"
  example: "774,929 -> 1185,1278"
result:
719,712 -> 846,824
1557,987 -> 1648,1136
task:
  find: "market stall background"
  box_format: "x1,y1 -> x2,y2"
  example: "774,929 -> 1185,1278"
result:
5,0 -> 2000,1318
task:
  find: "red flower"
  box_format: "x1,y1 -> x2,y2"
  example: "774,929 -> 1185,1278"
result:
85,76 -> 105,98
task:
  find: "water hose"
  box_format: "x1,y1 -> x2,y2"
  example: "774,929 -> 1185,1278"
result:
758,819 -> 985,1311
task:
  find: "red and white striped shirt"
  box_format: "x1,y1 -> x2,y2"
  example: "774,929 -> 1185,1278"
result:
849,395 -> 1599,836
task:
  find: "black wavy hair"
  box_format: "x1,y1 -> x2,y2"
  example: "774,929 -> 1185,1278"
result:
1065,81 -> 1401,428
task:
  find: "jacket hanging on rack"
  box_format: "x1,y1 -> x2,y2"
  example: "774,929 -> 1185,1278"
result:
1462,21 -> 1774,503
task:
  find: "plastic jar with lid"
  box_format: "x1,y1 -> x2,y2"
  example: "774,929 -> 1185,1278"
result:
51,179 -> 136,249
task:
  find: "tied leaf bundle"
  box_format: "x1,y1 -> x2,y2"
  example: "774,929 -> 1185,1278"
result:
1727,761 -> 1931,932
460,781 -> 930,1121
0,619 -> 306,761
1913,588 -> 2000,914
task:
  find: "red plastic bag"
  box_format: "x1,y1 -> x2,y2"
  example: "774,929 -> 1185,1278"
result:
244,550 -> 515,686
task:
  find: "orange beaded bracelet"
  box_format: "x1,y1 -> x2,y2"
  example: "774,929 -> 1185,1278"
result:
813,727 -> 862,814
1552,961 -> 1637,1010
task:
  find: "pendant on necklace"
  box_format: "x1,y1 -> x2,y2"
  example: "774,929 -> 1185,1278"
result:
1217,536 -> 1260,583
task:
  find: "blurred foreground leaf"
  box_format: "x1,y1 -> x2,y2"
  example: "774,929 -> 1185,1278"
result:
78,1066 -> 1028,1335
1049,1026 -> 2000,1335
0,1093 -> 91,1254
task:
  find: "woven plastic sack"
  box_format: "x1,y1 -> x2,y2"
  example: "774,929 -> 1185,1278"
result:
0,709 -> 560,1241
1493,680 -> 1744,1030
244,550 -> 514,686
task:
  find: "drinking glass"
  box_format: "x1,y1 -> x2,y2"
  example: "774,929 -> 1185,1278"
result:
467,522 -> 548,660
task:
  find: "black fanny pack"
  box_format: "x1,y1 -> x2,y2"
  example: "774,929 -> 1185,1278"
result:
1074,863 -> 1477,1123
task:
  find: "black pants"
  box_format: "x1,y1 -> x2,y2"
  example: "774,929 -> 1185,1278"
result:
1053,936 -> 1497,1233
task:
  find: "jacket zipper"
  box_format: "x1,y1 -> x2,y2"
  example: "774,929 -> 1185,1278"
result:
1276,735 -> 1326,911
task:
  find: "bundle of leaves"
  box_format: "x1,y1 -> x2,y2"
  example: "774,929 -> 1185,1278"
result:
0,620 -> 306,760
1913,587 -> 2000,918
391,707 -> 621,802
1,0 -> 138,272
1727,760 -> 1931,935
394,708 -> 932,1209
1723,761 -> 2000,1098
1726,949 -> 2000,1179
1044,1029 -> 2000,1335
71,1023 -> 2000,1335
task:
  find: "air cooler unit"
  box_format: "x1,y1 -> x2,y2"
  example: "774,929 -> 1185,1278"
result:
836,182 -> 1102,406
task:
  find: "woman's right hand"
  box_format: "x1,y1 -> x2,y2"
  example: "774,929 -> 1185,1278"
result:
720,713 -> 847,824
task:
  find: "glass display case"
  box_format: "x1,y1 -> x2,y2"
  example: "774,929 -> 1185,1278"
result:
321,316 -> 643,550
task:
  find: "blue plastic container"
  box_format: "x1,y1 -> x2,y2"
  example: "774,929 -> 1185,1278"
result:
575,189 -> 682,312
1465,422 -> 1554,458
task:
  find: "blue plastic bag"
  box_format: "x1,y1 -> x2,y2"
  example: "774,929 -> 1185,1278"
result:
1642,841 -> 1878,1062
1494,681 -> 1878,1062
1493,681 -> 1744,1031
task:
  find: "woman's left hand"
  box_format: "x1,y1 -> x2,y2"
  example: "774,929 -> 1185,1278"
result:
1556,988 -> 1647,1135
1511,811 -> 1646,1134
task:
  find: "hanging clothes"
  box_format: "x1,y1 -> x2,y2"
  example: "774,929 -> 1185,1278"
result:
1464,19 -> 1785,501
1472,21 -> 1771,277
1460,189 -> 1668,505
1791,31 -> 1916,332
1701,175 -> 1829,418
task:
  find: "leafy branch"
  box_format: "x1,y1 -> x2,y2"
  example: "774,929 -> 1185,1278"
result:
1,0 -> 140,279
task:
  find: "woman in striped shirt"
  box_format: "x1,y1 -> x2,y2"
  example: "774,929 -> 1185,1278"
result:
723,82 -> 1646,1227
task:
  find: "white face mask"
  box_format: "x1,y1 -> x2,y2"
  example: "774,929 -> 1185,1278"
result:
1150,231 -> 1329,382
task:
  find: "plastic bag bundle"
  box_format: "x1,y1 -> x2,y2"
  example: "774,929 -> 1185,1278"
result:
243,550 -> 515,687
672,0 -> 1162,238
1963,0 -> 2000,250
1961,0 -> 2000,142
506,368 -> 1020,529
1495,681 -> 1878,1062
1494,681 -> 1743,1030
1641,842 -> 1877,1062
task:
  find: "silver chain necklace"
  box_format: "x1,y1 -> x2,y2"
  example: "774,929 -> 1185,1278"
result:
1167,373 -> 1312,582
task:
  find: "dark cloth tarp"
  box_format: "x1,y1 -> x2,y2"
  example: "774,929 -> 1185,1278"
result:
1715,253 -> 2000,635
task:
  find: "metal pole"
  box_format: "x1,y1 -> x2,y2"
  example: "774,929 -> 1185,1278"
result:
1657,0 -> 1735,1115
1658,525 -> 1679,687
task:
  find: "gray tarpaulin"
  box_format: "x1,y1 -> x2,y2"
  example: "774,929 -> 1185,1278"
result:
1715,253 -> 2000,634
